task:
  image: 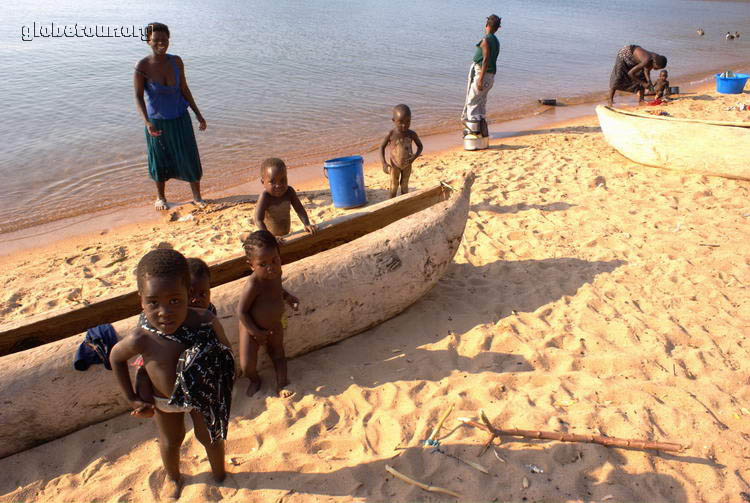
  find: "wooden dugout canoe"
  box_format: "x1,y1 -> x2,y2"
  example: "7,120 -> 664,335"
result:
595,105 -> 750,181
0,173 -> 474,459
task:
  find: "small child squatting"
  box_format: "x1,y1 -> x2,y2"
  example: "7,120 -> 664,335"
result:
380,104 -> 423,198
254,157 -> 317,240
653,70 -> 670,100
238,230 -> 299,398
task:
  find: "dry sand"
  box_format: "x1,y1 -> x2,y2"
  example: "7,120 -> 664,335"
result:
1,89 -> 750,502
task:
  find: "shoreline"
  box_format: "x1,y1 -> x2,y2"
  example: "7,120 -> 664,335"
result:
1,66 -> 740,260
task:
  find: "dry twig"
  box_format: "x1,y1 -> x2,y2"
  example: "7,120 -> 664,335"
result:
456,411 -> 683,452
385,465 -> 461,499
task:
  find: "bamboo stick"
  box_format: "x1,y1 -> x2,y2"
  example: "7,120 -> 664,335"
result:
428,404 -> 454,443
456,412 -> 683,453
385,465 -> 461,499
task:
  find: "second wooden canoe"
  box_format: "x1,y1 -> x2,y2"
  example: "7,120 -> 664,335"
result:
595,105 -> 750,180
0,173 -> 474,459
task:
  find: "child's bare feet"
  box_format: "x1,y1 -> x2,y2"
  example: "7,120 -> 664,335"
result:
277,379 -> 294,398
131,406 -> 154,418
212,469 -> 227,483
278,387 -> 295,398
246,377 -> 262,396
162,475 -> 183,500
193,198 -> 208,208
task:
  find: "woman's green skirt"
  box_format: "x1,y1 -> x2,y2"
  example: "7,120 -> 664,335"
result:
145,112 -> 203,183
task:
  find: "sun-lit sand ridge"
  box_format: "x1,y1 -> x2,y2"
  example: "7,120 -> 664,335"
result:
1,89 -> 749,502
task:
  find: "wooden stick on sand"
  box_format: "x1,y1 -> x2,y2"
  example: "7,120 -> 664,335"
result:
427,404 -> 455,444
385,465 -> 462,499
458,410 -> 684,453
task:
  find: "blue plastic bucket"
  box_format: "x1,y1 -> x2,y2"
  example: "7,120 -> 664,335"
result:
715,73 -> 749,94
323,155 -> 367,208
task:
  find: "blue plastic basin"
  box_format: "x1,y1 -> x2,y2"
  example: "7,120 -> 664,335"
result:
323,155 -> 367,208
715,73 -> 749,94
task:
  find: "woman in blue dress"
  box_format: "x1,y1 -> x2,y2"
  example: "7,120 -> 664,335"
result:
134,23 -> 207,210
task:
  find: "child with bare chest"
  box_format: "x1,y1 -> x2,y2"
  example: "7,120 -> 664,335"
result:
254,158 -> 317,240
109,249 -> 235,500
238,230 -> 299,397
380,104 -> 423,198
653,70 -> 670,100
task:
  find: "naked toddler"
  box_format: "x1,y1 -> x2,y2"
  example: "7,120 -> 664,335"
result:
238,230 -> 299,397
653,70 -> 670,100
254,157 -> 316,239
380,104 -> 423,198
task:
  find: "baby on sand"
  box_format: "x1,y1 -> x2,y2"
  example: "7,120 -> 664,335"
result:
653,70 -> 670,100
255,157 -> 317,240
238,230 -> 300,398
380,104 -> 423,198
109,249 -> 235,499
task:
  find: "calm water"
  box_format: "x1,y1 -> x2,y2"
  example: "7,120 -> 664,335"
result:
2,0 -> 749,233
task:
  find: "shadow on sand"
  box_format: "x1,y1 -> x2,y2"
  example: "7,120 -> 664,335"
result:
213,439 -> 696,502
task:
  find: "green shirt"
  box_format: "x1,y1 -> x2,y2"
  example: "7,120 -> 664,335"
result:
472,33 -> 500,74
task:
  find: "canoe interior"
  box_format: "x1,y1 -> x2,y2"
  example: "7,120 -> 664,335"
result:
602,105 -> 750,128
0,184 -> 450,356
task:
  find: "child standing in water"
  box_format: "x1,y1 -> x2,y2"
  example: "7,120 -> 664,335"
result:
254,158 -> 317,239
380,104 -> 423,198
109,249 -> 235,499
238,230 -> 299,397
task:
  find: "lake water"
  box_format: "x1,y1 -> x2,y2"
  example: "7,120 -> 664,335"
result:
2,0 -> 749,233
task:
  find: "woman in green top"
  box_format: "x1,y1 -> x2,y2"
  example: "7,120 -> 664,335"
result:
461,14 -> 501,123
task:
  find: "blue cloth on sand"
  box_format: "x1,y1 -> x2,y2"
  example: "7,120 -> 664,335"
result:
74,324 -> 118,371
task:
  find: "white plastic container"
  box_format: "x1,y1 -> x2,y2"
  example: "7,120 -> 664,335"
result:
463,134 -> 489,151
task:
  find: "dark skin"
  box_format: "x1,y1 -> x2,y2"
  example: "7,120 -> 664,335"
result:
653,71 -> 670,100
133,272 -> 213,417
379,108 -> 423,198
476,20 -> 501,92
110,275 -> 232,499
254,164 -> 317,240
237,245 -> 299,397
134,29 -> 207,210
608,46 -> 666,106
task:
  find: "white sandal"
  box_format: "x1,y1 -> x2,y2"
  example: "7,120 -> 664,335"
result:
154,198 -> 169,210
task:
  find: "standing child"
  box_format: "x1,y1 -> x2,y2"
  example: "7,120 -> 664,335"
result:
186,257 -> 216,314
238,230 -> 299,397
131,256 -> 219,415
109,249 -> 235,499
254,157 -> 317,239
379,104 -> 423,198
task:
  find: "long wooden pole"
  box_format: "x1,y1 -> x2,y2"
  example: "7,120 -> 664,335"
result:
457,410 -> 684,453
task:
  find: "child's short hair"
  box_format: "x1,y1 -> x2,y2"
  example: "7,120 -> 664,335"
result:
145,22 -> 169,41
393,104 -> 411,118
242,230 -> 280,260
136,249 -> 190,291
260,158 -> 287,179
187,257 -> 210,281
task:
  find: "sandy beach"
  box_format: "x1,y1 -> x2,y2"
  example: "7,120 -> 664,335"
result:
1,88 -> 750,502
